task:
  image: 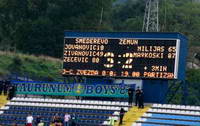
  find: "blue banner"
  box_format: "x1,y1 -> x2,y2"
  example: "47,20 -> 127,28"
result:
13,81 -> 133,98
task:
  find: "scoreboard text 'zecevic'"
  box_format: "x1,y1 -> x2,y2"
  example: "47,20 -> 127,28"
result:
62,32 -> 187,80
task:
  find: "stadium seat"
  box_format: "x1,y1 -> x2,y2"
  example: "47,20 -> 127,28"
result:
132,123 -> 142,126
0,97 -> 130,126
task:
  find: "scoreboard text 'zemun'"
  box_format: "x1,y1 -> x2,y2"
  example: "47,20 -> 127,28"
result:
62,32 -> 187,80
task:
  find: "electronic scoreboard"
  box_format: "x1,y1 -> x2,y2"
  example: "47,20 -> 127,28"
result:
62,32 -> 187,80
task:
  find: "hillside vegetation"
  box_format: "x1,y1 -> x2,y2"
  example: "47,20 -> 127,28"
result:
0,51 -> 62,81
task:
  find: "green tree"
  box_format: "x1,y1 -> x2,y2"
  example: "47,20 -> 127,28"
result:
111,0 -> 145,31
0,0 -> 113,57
160,0 -> 200,46
0,0 -> 29,50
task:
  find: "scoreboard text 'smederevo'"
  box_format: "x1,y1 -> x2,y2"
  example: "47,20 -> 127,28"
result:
62,32 -> 187,79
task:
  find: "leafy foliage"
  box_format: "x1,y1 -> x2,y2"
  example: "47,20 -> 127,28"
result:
0,0 -> 113,57
111,0 -> 145,31
0,0 -> 200,57
159,0 -> 200,47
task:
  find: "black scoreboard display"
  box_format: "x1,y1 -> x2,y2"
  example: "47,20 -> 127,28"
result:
63,33 -> 181,79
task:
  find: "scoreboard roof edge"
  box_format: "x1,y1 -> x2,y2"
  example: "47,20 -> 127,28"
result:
64,31 -> 187,40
